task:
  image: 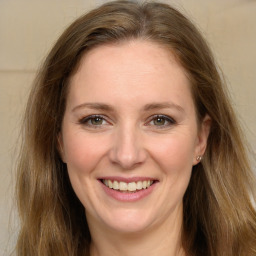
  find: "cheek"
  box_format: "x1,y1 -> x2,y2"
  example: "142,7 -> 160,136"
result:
152,135 -> 195,204
148,132 -> 196,195
149,133 -> 196,172
63,131 -> 108,175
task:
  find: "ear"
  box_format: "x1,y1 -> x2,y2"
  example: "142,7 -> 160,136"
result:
57,133 -> 66,163
193,114 -> 211,165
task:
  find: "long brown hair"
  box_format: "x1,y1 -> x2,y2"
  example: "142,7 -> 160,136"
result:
16,1 -> 256,255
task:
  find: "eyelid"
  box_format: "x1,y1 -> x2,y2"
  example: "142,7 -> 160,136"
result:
78,114 -> 111,127
145,114 -> 176,128
77,114 -> 176,129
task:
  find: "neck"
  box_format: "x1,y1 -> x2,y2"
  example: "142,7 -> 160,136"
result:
88,207 -> 185,256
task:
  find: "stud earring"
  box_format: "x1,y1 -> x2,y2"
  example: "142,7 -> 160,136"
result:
196,155 -> 202,162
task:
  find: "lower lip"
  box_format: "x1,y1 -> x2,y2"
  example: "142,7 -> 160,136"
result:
99,181 -> 157,202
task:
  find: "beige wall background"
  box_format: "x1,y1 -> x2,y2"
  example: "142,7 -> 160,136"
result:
0,0 -> 255,254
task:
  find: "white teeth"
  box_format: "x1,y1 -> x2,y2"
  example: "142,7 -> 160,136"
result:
113,181 -> 119,190
128,182 -> 136,192
136,181 -> 143,190
119,182 -> 127,191
102,179 -> 154,192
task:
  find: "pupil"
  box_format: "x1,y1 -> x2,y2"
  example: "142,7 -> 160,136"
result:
92,117 -> 102,125
154,118 -> 165,125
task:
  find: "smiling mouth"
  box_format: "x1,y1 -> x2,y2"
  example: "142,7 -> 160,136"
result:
101,179 -> 156,193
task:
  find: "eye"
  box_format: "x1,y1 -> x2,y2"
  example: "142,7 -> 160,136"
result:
78,115 -> 109,127
90,116 -> 104,125
147,115 -> 176,128
153,117 -> 167,126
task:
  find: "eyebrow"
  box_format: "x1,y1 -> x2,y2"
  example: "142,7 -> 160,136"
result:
72,102 -> 184,113
143,102 -> 185,113
72,103 -> 114,112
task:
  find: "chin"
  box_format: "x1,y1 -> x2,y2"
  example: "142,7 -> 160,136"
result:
92,207 -> 155,234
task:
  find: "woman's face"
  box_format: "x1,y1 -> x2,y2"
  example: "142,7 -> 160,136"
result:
59,40 -> 210,234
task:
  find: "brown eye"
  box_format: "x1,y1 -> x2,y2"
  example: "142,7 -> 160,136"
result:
91,117 -> 104,125
79,115 -> 108,127
153,117 -> 167,126
146,115 -> 176,129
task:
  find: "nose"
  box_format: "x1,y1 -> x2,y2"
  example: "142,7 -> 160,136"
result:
109,125 -> 147,169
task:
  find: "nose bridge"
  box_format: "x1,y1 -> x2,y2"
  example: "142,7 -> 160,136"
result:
109,121 -> 146,169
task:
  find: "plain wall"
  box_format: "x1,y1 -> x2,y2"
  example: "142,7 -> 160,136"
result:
1,0 -> 255,254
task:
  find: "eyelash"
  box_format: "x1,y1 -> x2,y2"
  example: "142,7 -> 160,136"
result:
78,114 -> 176,129
78,115 -> 109,128
146,115 -> 176,128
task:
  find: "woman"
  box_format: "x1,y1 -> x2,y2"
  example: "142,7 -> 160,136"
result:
16,1 -> 256,255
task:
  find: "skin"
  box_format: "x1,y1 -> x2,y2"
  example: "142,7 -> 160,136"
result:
59,40 -> 211,256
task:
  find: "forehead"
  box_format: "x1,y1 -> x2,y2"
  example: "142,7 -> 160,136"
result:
67,40 -> 194,112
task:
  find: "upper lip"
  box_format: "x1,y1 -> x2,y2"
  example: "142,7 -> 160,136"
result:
98,176 -> 158,183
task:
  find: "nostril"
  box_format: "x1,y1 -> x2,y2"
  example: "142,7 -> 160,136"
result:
108,133 -> 147,169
